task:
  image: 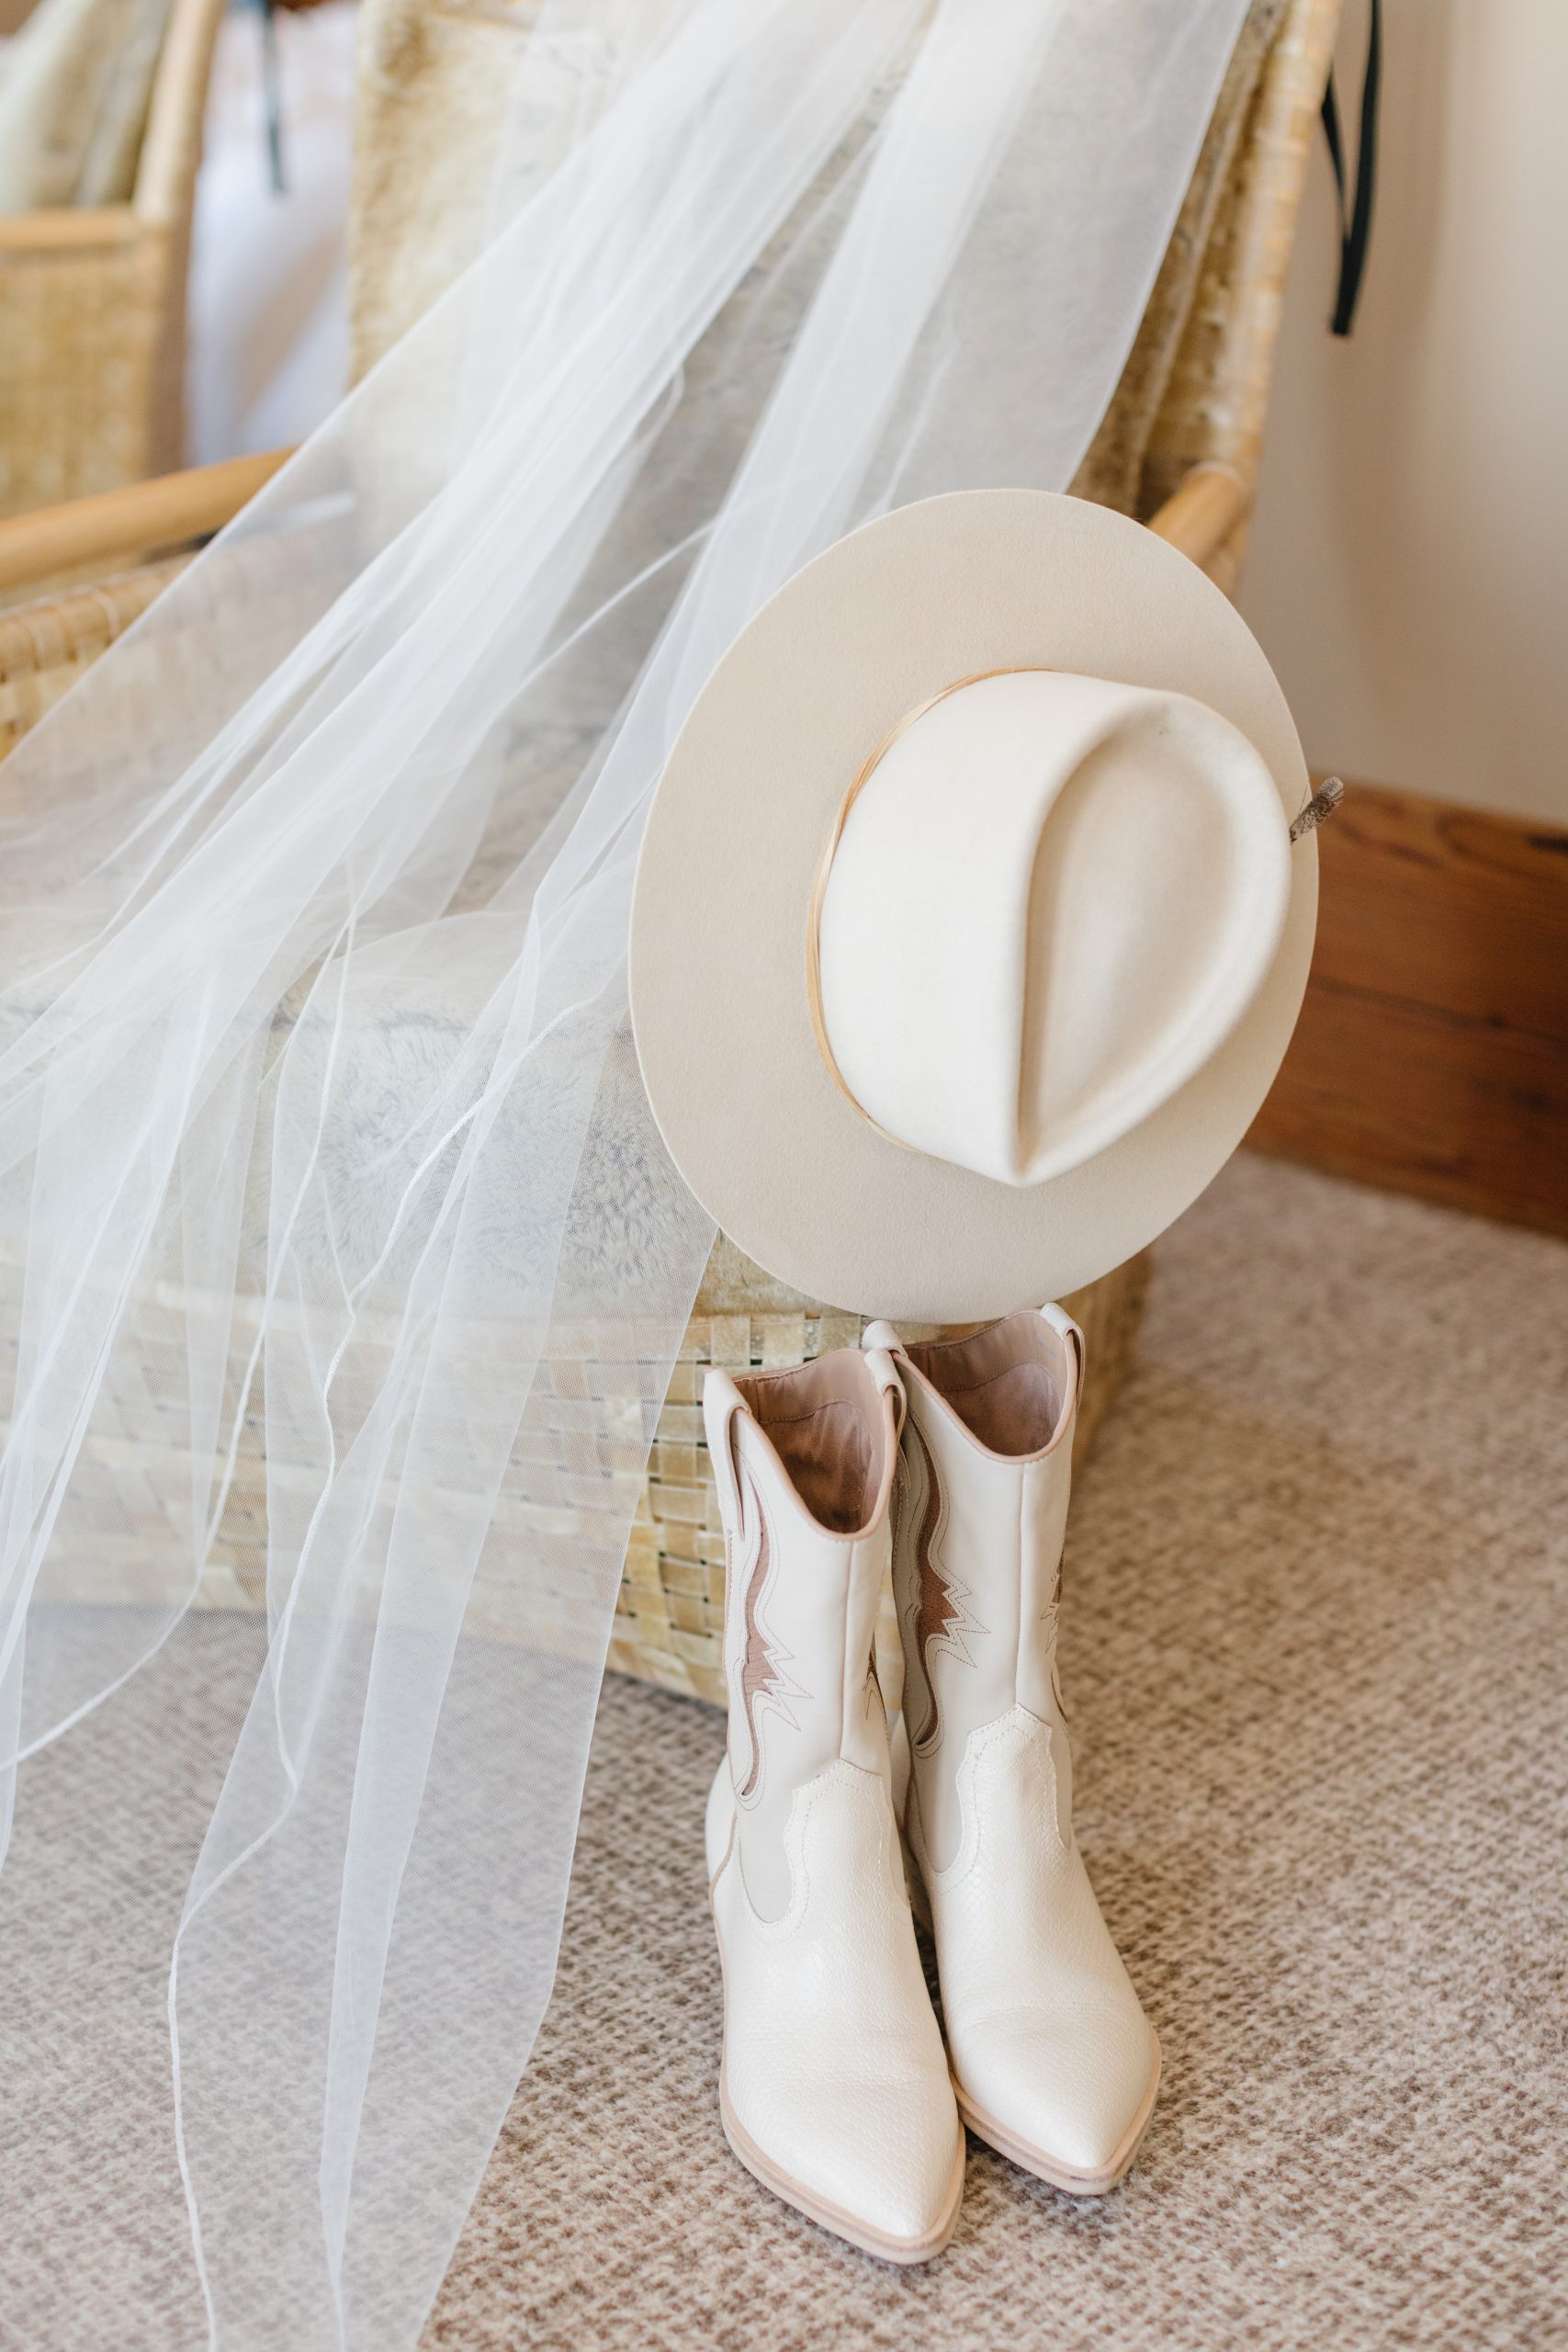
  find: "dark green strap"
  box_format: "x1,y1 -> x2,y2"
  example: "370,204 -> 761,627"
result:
1320,0 -> 1382,337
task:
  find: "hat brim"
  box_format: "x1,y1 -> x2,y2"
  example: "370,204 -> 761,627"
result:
630,489 -> 1314,1322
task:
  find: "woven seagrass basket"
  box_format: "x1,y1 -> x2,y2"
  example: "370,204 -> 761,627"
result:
0,0 -> 1341,1706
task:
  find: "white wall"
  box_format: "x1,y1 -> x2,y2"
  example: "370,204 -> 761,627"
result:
1240,0 -> 1568,824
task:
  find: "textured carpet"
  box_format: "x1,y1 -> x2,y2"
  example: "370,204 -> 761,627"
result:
4,1157 -> 1564,2349
2,1608 -> 265,2352
423,1155 -> 1568,2352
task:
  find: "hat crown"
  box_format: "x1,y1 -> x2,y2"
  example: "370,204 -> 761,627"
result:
814,669 -> 1292,1188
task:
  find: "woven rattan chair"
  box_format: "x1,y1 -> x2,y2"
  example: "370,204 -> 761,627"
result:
0,0 -> 1341,1703
0,0 -> 228,522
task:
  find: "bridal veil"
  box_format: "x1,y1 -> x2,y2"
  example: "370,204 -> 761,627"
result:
0,2 -> 1249,2339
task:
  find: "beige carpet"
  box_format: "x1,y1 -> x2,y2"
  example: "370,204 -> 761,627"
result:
424,1155 -> 1568,2352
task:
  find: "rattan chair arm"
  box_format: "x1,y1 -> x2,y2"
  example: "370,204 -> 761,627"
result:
0,450 -> 292,598
0,209 -> 141,254
1146,462 -> 1252,569
0,446 -> 1247,638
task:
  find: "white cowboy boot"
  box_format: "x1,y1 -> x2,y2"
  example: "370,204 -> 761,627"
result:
704,1345 -> 964,2262
863,1306 -> 1160,2196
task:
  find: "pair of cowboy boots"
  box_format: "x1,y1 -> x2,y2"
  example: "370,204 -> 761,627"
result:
702,1306 -> 1159,2262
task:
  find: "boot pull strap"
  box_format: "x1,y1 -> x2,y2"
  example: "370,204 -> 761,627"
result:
861,1340 -> 907,1441
1039,1301 -> 1085,1415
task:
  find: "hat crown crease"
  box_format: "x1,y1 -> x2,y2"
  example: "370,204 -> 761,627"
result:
815,670 -> 1291,1190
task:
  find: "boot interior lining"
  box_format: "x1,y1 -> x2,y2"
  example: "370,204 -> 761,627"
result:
903,1317 -> 1068,1457
739,1354 -> 890,1534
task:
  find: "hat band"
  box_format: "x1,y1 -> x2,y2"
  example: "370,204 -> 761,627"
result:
804,665 -> 1055,1152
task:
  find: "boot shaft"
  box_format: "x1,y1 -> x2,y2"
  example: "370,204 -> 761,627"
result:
705,1344 -> 902,1917
867,1306 -> 1081,1868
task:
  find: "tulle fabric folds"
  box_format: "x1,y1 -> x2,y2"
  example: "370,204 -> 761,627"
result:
0,1 -> 1247,2341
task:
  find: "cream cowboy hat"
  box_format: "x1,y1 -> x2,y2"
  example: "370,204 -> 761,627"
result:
629,489 -> 1320,1322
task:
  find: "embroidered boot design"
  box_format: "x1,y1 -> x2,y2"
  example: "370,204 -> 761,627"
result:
734,1465 -> 804,1803
896,1419 -> 983,1757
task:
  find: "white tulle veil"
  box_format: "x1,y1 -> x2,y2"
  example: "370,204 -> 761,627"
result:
0,1 -> 1248,2340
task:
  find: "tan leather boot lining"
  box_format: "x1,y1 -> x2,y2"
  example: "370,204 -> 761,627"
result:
902,1314 -> 1067,1458
738,1354 -> 892,1535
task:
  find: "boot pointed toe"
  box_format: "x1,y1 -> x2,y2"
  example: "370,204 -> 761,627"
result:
713,1760 -> 964,2262
952,2000 -> 1160,2192
724,2055 -> 964,2258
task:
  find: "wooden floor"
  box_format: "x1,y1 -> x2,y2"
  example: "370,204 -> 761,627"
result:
1249,780 -> 1568,1238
